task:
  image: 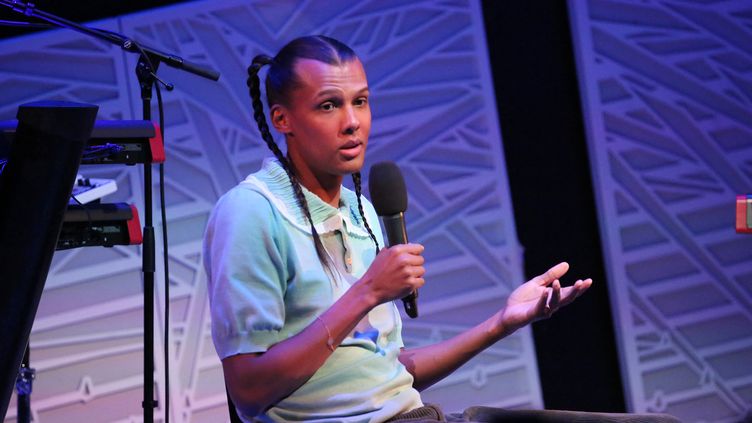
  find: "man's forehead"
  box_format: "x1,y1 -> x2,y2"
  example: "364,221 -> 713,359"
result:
293,58 -> 368,88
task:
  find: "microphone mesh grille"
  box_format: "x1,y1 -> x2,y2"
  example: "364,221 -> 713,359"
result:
368,161 -> 407,215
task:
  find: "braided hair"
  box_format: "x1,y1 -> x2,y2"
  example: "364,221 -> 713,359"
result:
246,36 -> 381,277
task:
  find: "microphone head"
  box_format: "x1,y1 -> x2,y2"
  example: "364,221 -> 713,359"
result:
368,161 -> 407,215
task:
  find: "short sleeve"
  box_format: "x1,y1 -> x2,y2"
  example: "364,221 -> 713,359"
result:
203,186 -> 291,359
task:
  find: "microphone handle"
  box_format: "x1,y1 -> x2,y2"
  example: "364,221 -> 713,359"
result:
382,213 -> 407,245
382,213 -> 418,318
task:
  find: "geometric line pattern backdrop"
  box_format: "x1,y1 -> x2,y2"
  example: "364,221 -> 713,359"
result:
1,0 -> 539,421
569,1 -> 752,422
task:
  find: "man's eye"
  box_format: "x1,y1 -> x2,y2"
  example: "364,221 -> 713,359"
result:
355,97 -> 368,106
320,102 -> 336,111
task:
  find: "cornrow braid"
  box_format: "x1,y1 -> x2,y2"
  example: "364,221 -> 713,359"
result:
247,55 -> 334,277
351,172 -> 380,253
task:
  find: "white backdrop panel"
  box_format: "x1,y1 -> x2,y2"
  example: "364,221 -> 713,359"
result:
569,1 -> 752,422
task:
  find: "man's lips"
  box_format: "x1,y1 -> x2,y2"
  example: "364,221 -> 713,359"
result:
340,140 -> 362,149
339,140 -> 363,159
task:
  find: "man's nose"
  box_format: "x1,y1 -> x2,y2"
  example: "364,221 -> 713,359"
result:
342,106 -> 360,135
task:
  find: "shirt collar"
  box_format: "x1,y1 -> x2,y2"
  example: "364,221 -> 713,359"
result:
240,158 -> 372,239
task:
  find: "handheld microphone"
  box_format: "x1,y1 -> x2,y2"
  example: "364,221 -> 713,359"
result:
368,161 -> 418,318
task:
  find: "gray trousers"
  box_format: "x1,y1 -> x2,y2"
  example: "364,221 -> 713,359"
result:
385,404 -> 683,423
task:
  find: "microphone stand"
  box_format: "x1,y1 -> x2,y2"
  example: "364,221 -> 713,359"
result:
137,55 -> 160,423
15,346 -> 34,423
0,0 -> 220,81
0,2 -> 220,423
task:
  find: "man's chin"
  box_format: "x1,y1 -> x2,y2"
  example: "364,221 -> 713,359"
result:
339,157 -> 365,175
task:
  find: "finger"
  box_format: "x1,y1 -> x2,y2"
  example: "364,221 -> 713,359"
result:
400,263 -> 423,279
414,277 -> 425,288
412,265 -> 426,278
399,243 -> 424,254
536,288 -> 549,316
572,278 -> 593,300
582,278 -> 593,289
558,281 -> 581,306
548,279 -> 561,310
408,277 -> 425,290
572,278 -> 592,296
559,278 -> 593,306
400,253 -> 425,266
536,262 -> 569,286
385,244 -> 410,255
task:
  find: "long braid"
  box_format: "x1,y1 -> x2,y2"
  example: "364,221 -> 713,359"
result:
247,55 -> 286,167
351,172 -> 380,252
247,55 -> 334,276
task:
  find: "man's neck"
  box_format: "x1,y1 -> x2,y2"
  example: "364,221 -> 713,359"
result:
291,164 -> 342,208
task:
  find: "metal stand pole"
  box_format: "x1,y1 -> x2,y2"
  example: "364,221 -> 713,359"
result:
15,346 -> 35,423
137,54 -> 158,423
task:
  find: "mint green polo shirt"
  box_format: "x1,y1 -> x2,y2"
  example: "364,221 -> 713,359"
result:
203,158 -> 423,422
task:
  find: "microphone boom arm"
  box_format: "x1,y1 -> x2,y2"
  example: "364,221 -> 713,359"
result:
0,0 -> 220,81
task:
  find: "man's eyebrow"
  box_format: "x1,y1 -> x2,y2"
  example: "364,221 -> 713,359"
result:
315,86 -> 370,98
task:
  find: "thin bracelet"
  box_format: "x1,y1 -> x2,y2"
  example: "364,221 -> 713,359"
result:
316,316 -> 336,352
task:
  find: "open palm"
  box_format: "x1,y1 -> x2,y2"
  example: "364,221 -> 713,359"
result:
500,262 -> 592,332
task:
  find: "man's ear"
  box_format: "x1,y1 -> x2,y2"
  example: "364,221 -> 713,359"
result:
270,104 -> 292,135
